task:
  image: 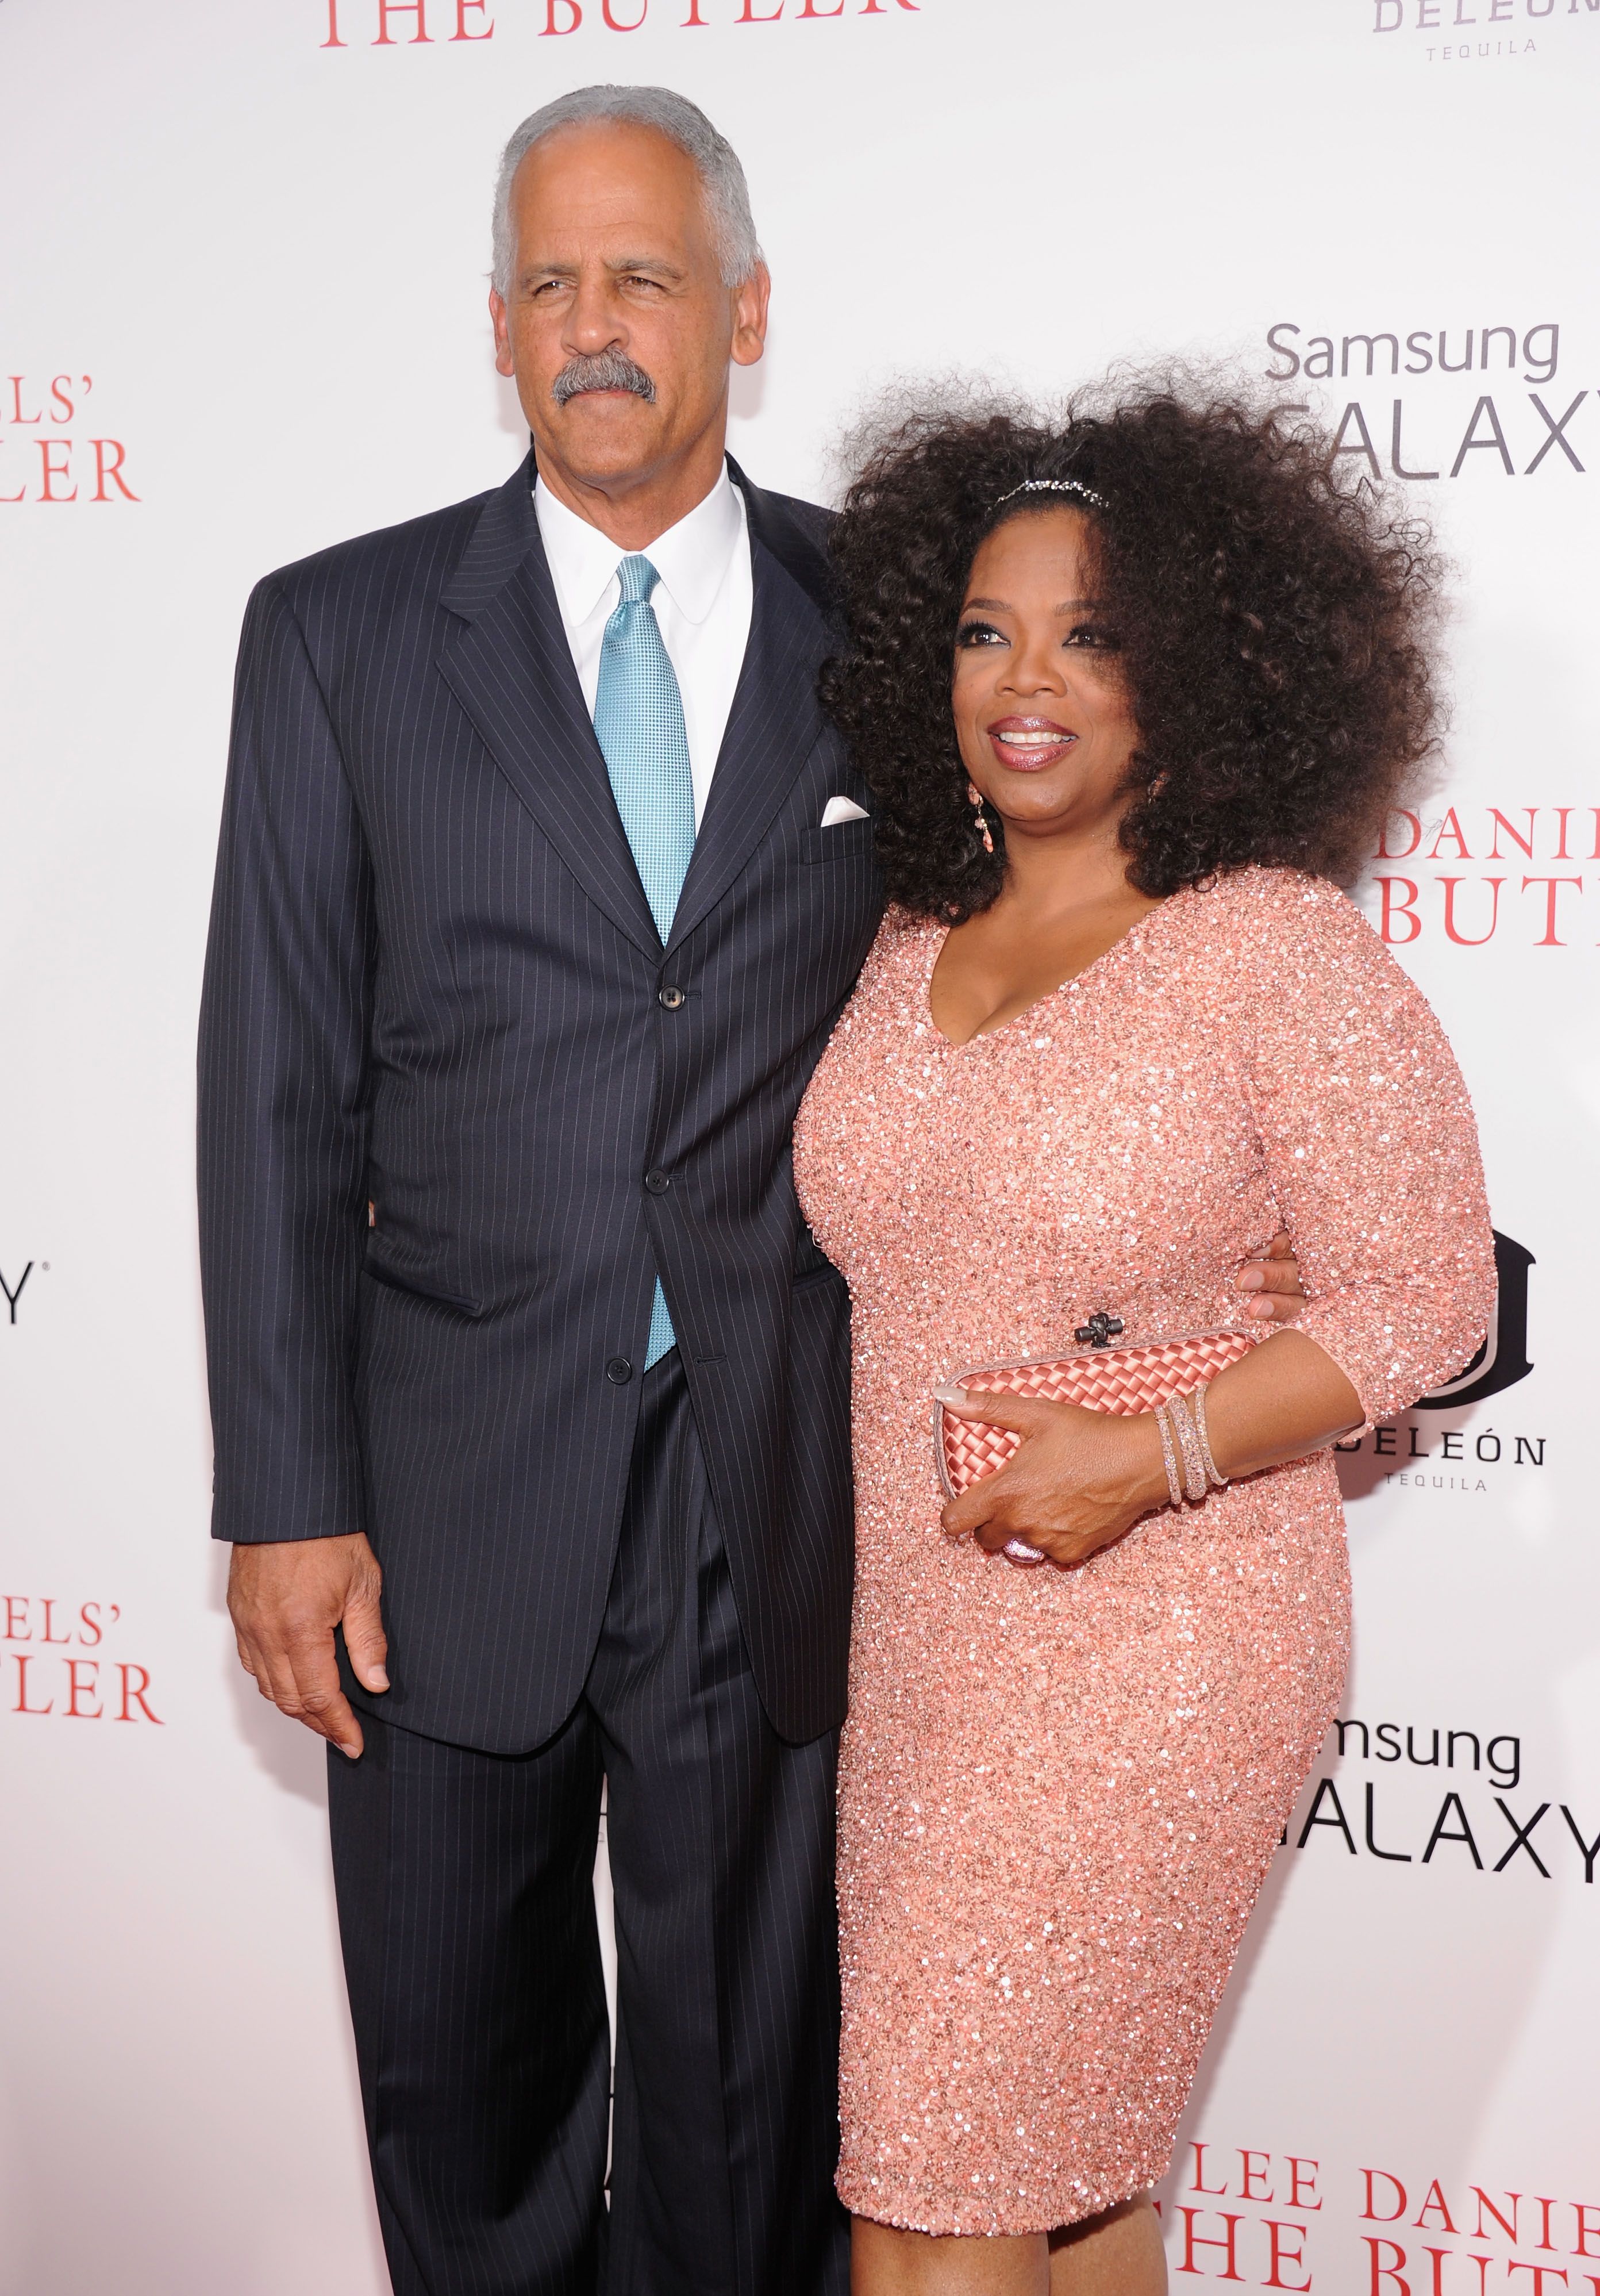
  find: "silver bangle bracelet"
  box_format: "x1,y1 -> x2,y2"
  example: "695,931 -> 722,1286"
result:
1193,1382 -> 1229,1489
1155,1405 -> 1184,1509
1168,1391 -> 1210,1504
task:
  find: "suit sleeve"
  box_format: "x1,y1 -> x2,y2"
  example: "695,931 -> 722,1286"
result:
198,578 -> 374,1542
1236,880 -> 1497,1431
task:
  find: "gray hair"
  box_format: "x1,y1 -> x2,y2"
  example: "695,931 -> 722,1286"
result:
491,85 -> 763,297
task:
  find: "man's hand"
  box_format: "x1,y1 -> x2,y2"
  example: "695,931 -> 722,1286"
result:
1234,1230 -> 1306,1323
228,1532 -> 388,1759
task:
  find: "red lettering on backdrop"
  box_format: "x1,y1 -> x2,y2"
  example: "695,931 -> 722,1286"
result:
1552,808 -> 1575,860
40,1599 -> 70,1645
1521,877 -> 1582,945
1175,2210 -> 1244,2280
602,0 -> 647,23
1378,809 -> 1422,859
860,0 -> 921,10
1365,2174 -> 1410,2224
1366,2237 -> 1410,2296
1415,2182 -> 1460,2234
1487,807 -> 1536,860
1377,878 -> 1421,942
1592,809 -> 1600,862
1537,2201 -> 1561,2253
66,1660 -> 102,1719
682,0 -> 708,16
1426,807 -> 1472,858
14,1654 -> 55,1714
543,0 -> 581,26
1440,877 -> 1503,945
800,0 -> 847,13
1574,2205 -> 1600,2259
10,375 -> 42,423
452,0 -> 494,28
1475,2193 -> 1524,2245
1264,2223 -> 1313,2294
49,375 -> 75,421
116,1664 -> 163,1724
1420,2249 -> 1451,2296
323,0 -> 348,41
375,0 -> 433,37
739,0 -> 783,16
4,1596 -> 30,1638
1240,2152 -> 1274,2202
38,439 -> 76,501
1288,2160 -> 1321,2211
1507,2270 -> 1572,2296
1191,2143 -> 1230,2197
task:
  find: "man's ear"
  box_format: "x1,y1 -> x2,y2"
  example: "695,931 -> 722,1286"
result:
730,263 -> 771,370
490,287 -> 514,379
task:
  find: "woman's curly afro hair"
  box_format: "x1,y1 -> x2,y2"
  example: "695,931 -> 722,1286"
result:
820,373 -> 1445,922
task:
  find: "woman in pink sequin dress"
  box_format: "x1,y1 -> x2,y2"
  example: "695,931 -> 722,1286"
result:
791,388 -> 1494,2295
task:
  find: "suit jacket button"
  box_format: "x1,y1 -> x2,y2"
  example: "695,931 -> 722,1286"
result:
644,1169 -> 671,1195
605,1357 -> 633,1385
658,984 -> 685,1010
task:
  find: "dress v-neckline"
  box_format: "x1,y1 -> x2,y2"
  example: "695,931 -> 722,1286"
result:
922,889 -> 1184,1051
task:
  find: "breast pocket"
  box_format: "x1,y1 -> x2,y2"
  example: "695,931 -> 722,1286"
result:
801,819 -> 876,865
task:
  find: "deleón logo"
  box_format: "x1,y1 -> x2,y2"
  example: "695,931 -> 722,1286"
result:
1368,0 -> 1600,68
1,375 -> 138,506
1355,804 -> 1600,948
320,0 -> 919,41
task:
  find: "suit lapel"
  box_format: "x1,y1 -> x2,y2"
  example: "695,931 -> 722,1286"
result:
436,455 -> 836,962
666,471 -> 834,954
437,459 -> 662,958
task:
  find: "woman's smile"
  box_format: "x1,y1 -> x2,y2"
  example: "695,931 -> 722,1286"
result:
985,714 -> 1077,771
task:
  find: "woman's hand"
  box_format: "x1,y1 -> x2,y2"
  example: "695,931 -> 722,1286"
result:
936,1389 -> 1170,1569
937,1330 -> 1365,1572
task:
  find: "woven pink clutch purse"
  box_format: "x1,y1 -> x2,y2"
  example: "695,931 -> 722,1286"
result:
936,1322 -> 1256,1502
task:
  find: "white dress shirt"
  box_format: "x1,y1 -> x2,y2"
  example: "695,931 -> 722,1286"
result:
534,469 -> 753,830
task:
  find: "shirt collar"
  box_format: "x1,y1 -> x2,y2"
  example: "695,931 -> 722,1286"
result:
534,465 -> 745,631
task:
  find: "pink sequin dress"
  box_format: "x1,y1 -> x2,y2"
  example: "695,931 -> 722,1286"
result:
792,867 -> 1494,2237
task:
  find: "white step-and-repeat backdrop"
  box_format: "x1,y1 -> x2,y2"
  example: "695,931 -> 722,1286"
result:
2,0 -> 1595,2289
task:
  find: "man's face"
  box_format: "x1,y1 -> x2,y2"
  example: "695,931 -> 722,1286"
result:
490,121 -> 768,502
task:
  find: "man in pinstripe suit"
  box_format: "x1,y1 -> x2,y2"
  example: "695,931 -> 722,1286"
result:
201,87 -> 878,2296
200,83 -> 1307,2296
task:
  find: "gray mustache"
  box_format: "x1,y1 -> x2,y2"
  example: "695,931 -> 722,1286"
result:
552,350 -> 657,406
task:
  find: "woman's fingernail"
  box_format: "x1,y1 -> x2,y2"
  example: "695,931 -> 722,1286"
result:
933,1384 -> 969,1407
1237,1266 -> 1264,1289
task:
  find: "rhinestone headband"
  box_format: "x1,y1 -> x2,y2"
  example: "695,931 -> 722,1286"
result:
993,476 -> 1107,512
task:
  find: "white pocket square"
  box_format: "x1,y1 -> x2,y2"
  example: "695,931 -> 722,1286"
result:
820,795 -> 870,827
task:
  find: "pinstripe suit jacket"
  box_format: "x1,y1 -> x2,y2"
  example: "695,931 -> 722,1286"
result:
198,452 -> 884,1752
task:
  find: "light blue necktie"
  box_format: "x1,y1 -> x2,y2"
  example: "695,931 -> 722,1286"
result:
593,554 -> 695,1368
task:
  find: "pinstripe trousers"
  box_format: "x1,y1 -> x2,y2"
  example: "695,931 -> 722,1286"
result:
328,1355 -> 851,2296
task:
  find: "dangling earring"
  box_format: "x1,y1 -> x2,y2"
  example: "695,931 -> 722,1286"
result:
967,782 -> 995,857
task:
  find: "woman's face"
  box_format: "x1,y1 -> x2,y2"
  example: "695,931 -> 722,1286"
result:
952,506 -> 1139,845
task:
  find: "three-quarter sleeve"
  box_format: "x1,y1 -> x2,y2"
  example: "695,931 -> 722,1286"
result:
1228,872 -> 1497,1430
